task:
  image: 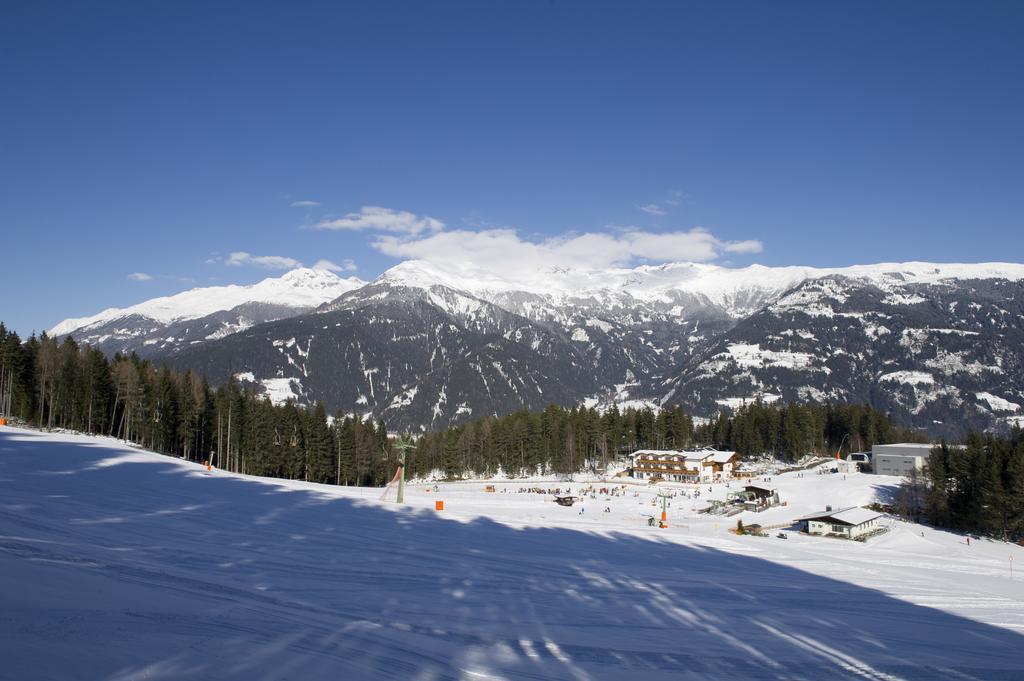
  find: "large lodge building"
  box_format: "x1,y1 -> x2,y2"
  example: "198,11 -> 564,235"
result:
630,448 -> 740,483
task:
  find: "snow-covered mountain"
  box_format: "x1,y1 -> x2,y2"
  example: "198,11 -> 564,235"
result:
53,259 -> 1024,435
372,259 -> 1024,319
50,268 -> 365,357
661,274 -> 1024,438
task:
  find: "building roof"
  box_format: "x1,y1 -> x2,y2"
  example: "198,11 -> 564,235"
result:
875,452 -> 928,460
795,507 -> 882,526
631,448 -> 737,471
631,449 -> 679,458
633,449 -> 728,462
744,483 -> 776,494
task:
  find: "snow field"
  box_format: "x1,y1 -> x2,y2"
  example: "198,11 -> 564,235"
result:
2,426 -> 1024,680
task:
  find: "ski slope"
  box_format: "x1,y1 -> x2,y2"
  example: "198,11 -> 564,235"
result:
2,426 -> 1023,680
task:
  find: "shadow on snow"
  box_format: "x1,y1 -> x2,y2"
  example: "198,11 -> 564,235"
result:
1,428 -> 1021,681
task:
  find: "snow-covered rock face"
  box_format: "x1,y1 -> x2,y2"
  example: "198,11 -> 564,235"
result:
51,260 -> 1024,436
49,269 -> 364,357
371,259 -> 1024,318
663,275 -> 1024,439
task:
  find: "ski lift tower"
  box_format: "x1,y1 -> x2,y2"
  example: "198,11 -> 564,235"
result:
391,434 -> 416,504
657,490 -> 672,528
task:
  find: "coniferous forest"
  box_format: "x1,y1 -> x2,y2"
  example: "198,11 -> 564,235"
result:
919,433 -> 1024,540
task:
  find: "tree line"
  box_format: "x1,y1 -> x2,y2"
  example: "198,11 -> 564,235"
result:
697,399 -> 928,460
1,323 -> 928,487
410,399 -> 927,480
0,326 -> 393,485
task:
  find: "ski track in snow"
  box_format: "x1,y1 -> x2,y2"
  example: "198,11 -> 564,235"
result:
2,426 -> 1024,680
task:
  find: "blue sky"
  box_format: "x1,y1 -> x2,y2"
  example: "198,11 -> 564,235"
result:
2,1 -> 1022,336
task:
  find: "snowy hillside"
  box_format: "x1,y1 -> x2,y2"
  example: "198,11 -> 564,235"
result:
2,425 -> 1023,680
49,268 -> 365,357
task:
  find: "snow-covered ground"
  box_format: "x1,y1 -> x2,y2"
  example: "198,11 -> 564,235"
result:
2,426 -> 1023,680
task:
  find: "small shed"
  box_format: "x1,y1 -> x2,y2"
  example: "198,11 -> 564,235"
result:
738,484 -> 781,511
795,507 -> 883,539
744,484 -> 777,501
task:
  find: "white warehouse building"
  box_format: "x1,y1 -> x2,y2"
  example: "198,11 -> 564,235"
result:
871,443 -> 935,477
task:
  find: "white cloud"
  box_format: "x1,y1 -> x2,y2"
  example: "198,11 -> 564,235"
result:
639,203 -> 666,216
312,258 -> 357,272
721,239 -> 764,254
226,252 -> 303,270
127,272 -> 153,281
291,200 -> 320,208
373,227 -> 762,278
208,252 -> 357,274
314,206 -> 444,235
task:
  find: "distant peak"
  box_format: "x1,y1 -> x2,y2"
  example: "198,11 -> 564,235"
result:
279,267 -> 340,283
51,267 -> 365,336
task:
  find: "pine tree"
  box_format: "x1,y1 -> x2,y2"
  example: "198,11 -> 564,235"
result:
303,403 -> 334,483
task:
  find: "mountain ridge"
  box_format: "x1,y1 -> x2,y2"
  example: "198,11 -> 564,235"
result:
53,260 -> 1024,338
50,259 -> 1024,436
51,268 -> 364,336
